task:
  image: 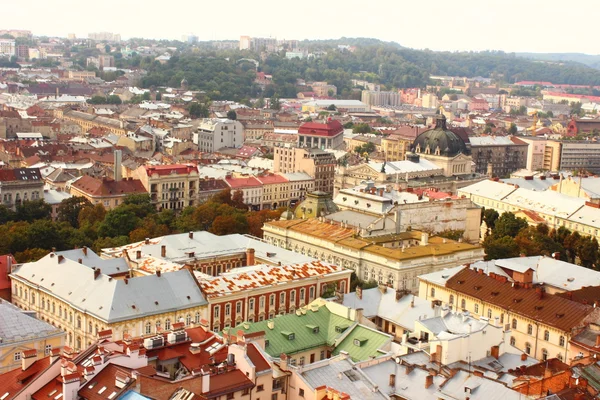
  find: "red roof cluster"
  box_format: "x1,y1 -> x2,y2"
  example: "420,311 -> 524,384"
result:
71,176 -> 147,197
299,120 -> 344,137
145,164 -> 197,176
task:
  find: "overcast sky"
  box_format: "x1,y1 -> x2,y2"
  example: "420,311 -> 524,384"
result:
5,0 -> 598,54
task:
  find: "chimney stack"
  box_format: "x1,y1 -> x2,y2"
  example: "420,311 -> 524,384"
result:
521,353 -> 527,361
595,334 -> 600,348
82,246 -> 87,256
552,252 -> 560,260
78,258 -> 82,264
246,248 -> 255,266
145,238 -> 150,244
161,245 -> 166,258
114,149 -> 122,182
94,268 -> 101,279
425,374 -> 434,389
21,349 -> 37,371
389,374 -> 396,387
356,286 -> 363,300
189,231 -> 194,239
490,345 -> 499,360
156,269 -> 161,277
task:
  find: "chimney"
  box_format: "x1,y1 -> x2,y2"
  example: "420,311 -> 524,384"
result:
410,296 -> 415,308
389,374 -> 396,387
21,349 -> 37,371
145,238 -> 150,244
379,188 -> 384,197
94,268 -> 101,279
425,374 -> 434,389
156,269 -> 161,277
473,370 -> 484,377
595,334 -> 600,347
420,232 -> 429,246
396,290 -> 403,301
490,345 -> 499,360
136,250 -> 141,259
57,255 -> 65,263
161,245 -> 166,258
552,252 -> 560,260
82,246 -> 88,256
280,353 -> 288,371
113,149 -> 122,182
521,353 -> 527,361
356,286 -> 363,300
246,248 -> 255,266
78,258 -> 82,264
536,287 -> 545,300
189,231 -> 194,239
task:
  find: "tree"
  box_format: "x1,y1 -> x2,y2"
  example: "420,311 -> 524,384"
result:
78,203 -> 106,228
437,229 -> 464,241
508,123 -> 517,135
0,205 -> 16,224
88,95 -> 107,104
492,212 -> 528,239
98,208 -> 139,238
189,102 -> 209,118
16,200 -> 51,222
482,208 -> 499,229
14,248 -> 48,263
483,235 -> 521,261
226,110 -> 237,120
254,97 -> 265,108
270,95 -> 281,110
106,95 -> 122,104
352,123 -> 371,134
57,196 -> 92,228
327,104 -> 337,111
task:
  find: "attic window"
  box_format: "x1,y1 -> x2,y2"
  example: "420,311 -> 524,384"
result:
353,338 -> 368,347
556,313 -> 565,318
457,280 -> 464,285
155,301 -> 159,305
567,278 -> 575,282
343,197 -> 347,201
265,339 -> 269,347
513,298 -> 522,303
335,325 -> 349,333
474,286 -> 481,291
491,291 -> 499,296
306,325 -> 319,334
281,331 -> 295,340
534,306 -> 543,310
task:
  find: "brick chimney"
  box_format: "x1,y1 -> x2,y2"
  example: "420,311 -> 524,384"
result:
189,231 -> 194,239
21,349 -> 37,370
156,269 -> 161,277
490,345 -> 499,360
145,238 -> 150,244
425,374 -> 434,389
161,245 -> 166,258
136,250 -> 141,259
280,353 -> 288,371
389,374 -> 396,387
521,353 -> 527,361
552,252 -> 560,260
82,246 -> 88,256
356,286 -> 363,300
94,268 -> 101,280
246,248 -> 255,266
595,334 -> 600,347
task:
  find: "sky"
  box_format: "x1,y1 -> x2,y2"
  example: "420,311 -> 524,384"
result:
4,0 -> 599,54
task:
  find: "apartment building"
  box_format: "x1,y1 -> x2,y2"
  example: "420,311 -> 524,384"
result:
381,134 -> 411,161
136,164 -> 198,211
418,266 -> 600,362
0,168 -> 44,210
274,147 -> 336,194
361,90 -> 401,107
298,120 -> 344,150
469,136 -> 528,177
263,218 -> 484,293
69,176 -> 147,210
194,118 -> 244,152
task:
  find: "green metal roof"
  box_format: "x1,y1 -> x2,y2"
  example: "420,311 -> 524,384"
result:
229,304 -> 392,362
332,324 -> 392,362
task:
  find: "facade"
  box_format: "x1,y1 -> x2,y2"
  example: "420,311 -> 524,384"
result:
298,120 -> 344,150
0,300 -> 65,373
137,164 -> 199,211
68,176 -> 147,210
274,147 -> 336,194
263,218 -> 484,293
418,266 -> 600,362
194,118 -> 244,152
469,136 -> 528,177
361,90 -> 401,107
199,262 -> 351,331
0,39 -> 16,57
381,134 -> 411,161
10,251 -> 207,351
58,110 -> 128,135
225,176 -> 263,210
559,141 -> 600,173
0,168 -> 44,210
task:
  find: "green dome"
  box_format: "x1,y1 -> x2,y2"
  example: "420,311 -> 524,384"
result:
411,115 -> 469,157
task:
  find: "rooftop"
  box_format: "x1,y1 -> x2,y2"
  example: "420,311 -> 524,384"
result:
0,300 -> 64,346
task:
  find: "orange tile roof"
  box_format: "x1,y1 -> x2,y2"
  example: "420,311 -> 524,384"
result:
246,343 -> 270,373
71,176 -> 147,198
0,358 -> 52,400
446,268 -> 595,332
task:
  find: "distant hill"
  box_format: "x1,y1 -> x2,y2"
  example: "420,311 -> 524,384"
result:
516,52 -> 600,70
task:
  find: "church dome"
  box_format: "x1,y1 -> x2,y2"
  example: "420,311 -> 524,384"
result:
411,114 -> 469,157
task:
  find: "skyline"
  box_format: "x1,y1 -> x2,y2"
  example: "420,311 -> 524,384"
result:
3,0 -> 600,55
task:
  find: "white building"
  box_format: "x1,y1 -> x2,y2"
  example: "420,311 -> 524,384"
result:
194,118 -> 244,152
0,39 -> 16,57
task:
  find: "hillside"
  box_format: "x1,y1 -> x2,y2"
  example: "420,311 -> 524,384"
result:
516,52 -> 600,70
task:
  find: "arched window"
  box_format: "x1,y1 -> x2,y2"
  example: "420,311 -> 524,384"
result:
31,293 -> 35,304
76,337 -> 82,350
510,336 -> 516,346
559,335 -> 565,346
512,319 -> 517,329
52,302 -> 56,314
525,343 -> 531,355
77,316 -> 81,329
544,330 -> 550,341
155,320 -> 161,332
59,306 -> 62,316
69,312 -> 73,323
88,322 -> 92,333
42,298 -> 45,309
95,325 -> 98,335
487,309 -> 492,318
527,324 -> 533,335
165,319 -> 171,330
542,349 -> 548,361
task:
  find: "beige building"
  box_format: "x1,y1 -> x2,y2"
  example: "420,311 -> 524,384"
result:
381,134 -> 411,161
263,218 -> 484,294
0,300 -> 65,373
10,250 -> 208,352
67,70 -> 96,80
274,147 -> 336,194
68,176 -> 148,210
116,132 -> 154,152
0,168 -> 44,210
418,266 -> 600,362
136,164 -> 199,211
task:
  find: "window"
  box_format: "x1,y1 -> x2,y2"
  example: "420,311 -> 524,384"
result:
45,344 -> 52,355
227,394 -> 234,400
186,314 -> 191,326
474,304 -> 479,313
559,335 -> 565,346
257,385 -> 264,392
269,294 -> 275,306
271,394 -> 278,400
236,301 -> 242,314
14,352 -> 21,362
544,330 -> 550,341
430,287 -> 435,297
510,336 -> 516,346
225,304 -> 231,316
299,388 -> 305,397
299,356 -> 305,366
89,322 -> 92,333
309,286 -> 315,299
249,298 -> 255,311
525,343 -> 531,355
214,305 -> 220,318
31,293 -> 35,304
449,295 -> 454,305
300,288 -> 305,301
527,324 -> 533,335
77,316 -> 82,329
512,319 -> 517,329
42,298 -> 45,309
542,349 -> 548,361
461,299 -> 466,310
52,302 -> 56,314
145,322 -> 152,334
280,292 -> 285,304
195,312 -> 201,324
165,319 -> 171,330
487,309 -> 492,318
156,320 -> 161,331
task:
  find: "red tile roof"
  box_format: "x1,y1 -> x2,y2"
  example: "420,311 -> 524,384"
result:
0,358 -> 52,400
77,364 -> 132,400
299,120 -> 343,137
556,286 -> 600,306
246,343 -> 270,373
225,176 -> 262,189
257,174 -> 288,185
446,268 -> 595,332
0,254 -> 16,291
145,164 -> 197,176
71,176 -> 147,198
201,369 -> 254,398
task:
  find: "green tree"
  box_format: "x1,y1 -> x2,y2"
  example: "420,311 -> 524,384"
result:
16,200 -> 51,222
106,95 -> 122,104
483,235 -> 521,261
226,110 -> 237,120
57,196 -> 92,228
482,208 -> 499,229
508,123 -> 517,135
88,95 -> 107,104
14,248 -> 48,263
352,123 -> 372,134
98,208 -> 139,238
492,212 -> 528,239
437,229 -> 464,241
0,205 -> 16,224
327,104 -> 337,111
269,95 -> 281,110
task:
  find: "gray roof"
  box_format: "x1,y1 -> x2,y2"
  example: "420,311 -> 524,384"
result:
10,254 -> 206,323
0,300 -> 64,346
437,369 -> 522,400
55,248 -> 129,276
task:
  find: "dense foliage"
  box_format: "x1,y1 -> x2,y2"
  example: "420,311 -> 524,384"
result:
482,210 -> 600,269
1,191 -> 285,263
